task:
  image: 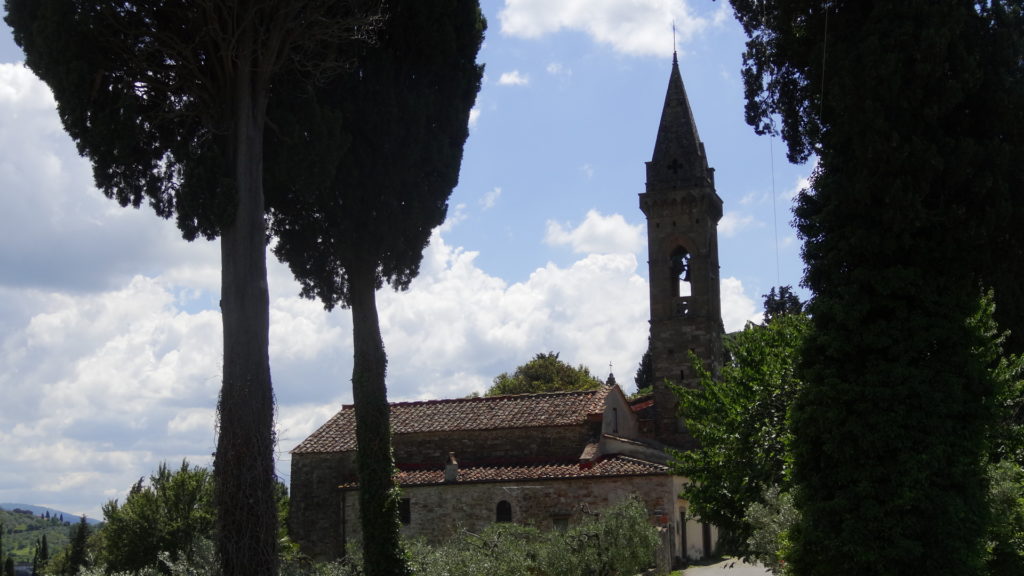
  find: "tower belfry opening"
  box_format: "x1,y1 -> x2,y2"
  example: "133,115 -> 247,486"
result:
639,54 -> 725,448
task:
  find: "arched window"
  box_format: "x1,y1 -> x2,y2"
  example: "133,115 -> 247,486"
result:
670,247 -> 691,299
496,500 -> 512,523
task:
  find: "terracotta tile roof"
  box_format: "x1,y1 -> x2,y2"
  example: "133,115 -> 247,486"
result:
293,388 -> 610,454
339,455 -> 669,488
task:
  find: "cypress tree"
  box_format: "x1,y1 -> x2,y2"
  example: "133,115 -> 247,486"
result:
4,3 -> 382,575
67,516 -> 89,575
268,2 -> 485,573
730,1 -> 1024,574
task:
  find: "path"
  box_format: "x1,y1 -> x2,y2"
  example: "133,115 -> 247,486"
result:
681,558 -> 772,575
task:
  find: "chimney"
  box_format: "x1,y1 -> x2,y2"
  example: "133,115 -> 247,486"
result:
444,452 -> 459,483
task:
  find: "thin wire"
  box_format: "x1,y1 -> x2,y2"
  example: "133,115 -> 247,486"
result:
762,1 -> 782,287
770,130 -> 781,286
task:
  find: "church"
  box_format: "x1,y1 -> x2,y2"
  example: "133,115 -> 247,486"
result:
289,53 -> 726,568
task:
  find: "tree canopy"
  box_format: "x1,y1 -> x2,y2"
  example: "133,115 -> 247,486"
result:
486,352 -> 605,396
268,2 -> 485,573
672,311 -> 810,556
99,461 -> 214,575
731,1 -> 1024,573
4,2 -> 379,575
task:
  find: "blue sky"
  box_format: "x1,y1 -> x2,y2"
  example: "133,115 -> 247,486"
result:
0,0 -> 812,518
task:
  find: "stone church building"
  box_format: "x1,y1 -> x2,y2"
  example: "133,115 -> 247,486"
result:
290,53 -> 725,567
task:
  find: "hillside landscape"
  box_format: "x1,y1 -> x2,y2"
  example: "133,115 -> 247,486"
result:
0,506 -> 74,562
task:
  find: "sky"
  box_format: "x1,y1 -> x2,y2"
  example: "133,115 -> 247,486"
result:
0,0 -> 814,519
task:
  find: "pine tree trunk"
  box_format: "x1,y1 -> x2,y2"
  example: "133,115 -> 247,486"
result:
349,257 -> 410,576
214,24 -> 278,576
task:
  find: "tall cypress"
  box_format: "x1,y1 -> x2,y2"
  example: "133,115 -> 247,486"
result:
268,2 -> 485,573
730,1 -> 1024,574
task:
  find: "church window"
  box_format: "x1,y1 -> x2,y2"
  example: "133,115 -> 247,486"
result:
399,498 -> 411,525
612,407 -> 619,433
670,247 -> 691,299
496,500 -> 512,523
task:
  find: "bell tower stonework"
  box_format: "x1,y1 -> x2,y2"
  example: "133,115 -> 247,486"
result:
640,54 -> 724,448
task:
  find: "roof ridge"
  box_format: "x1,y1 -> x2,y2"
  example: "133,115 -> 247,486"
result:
340,387 -> 603,409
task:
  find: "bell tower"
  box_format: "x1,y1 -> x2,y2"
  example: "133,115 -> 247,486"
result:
640,53 -> 724,447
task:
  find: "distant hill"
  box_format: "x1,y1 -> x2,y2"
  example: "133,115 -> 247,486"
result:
0,503 -> 101,525
0,507 -> 75,563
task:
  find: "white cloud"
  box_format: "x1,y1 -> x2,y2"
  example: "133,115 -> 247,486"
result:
480,187 -> 502,210
786,174 -> 811,200
499,0 -> 716,57
580,163 -> 595,179
720,276 -> 761,332
377,231 -> 650,400
546,62 -> 572,76
545,210 -> 645,255
468,107 -> 480,127
718,212 -> 757,238
498,70 -> 530,86
438,203 -> 468,233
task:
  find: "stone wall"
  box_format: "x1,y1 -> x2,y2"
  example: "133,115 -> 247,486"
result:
290,451 -> 355,560
340,474 -> 709,567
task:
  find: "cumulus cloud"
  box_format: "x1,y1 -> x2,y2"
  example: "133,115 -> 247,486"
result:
718,212 -> 758,238
480,187 -> 502,210
468,107 -> 481,127
545,210 -> 645,255
0,63 -> 218,294
721,276 -> 762,331
498,70 -> 530,86
786,173 -> 812,200
499,0 -> 720,57
546,62 -> 572,76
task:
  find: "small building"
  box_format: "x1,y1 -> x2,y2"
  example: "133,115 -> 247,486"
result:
290,51 -> 725,569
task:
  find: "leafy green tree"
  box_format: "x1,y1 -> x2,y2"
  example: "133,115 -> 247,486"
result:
486,352 -> 605,396
986,460 -> 1024,576
4,3 -> 378,575
743,486 -> 799,576
268,2 -> 485,573
671,312 -> 810,554
731,1 -> 1024,574
99,461 -> 214,574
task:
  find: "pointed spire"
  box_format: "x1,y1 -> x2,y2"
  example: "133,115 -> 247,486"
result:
646,54 -> 711,192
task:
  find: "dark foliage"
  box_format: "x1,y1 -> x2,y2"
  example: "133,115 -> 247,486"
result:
731,1 -> 1024,574
4,3 -> 379,575
761,286 -> 803,324
268,2 -> 485,574
633,342 -> 654,397
66,516 -> 89,575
